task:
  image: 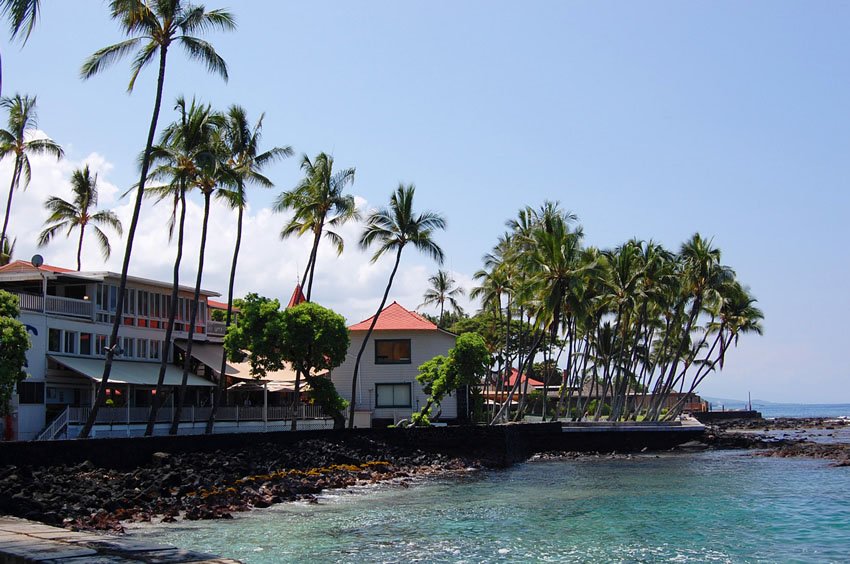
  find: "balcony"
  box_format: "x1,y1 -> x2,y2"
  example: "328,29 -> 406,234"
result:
14,292 -> 93,319
207,320 -> 227,337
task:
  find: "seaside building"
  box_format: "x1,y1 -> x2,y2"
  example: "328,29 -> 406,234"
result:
0,261 -> 327,441
332,302 -> 460,427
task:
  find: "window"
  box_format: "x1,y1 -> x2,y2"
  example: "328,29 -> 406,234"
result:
375,339 -> 411,364
48,328 -> 61,352
80,333 -> 92,356
375,383 -> 412,408
138,339 -> 148,359
122,337 -> 135,358
17,381 -> 45,404
150,340 -> 161,360
95,335 -> 109,356
63,331 -> 77,354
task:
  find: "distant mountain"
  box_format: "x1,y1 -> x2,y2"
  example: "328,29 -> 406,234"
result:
702,396 -> 777,407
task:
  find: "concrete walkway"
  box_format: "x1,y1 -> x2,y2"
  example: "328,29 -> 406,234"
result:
0,517 -> 241,563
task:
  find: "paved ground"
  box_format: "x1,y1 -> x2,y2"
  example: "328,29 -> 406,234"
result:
0,517 -> 241,563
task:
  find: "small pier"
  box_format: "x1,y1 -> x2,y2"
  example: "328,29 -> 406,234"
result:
0,517 -> 240,563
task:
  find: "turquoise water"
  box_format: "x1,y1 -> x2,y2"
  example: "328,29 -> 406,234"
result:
130,451 -> 850,563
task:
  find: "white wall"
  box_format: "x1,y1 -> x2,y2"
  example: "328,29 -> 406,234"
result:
332,329 -> 457,423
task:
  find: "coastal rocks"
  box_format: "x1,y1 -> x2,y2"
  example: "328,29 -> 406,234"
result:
0,437 -> 477,532
756,442 -> 850,465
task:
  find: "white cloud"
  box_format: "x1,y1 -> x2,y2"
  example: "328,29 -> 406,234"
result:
1,147 -> 475,325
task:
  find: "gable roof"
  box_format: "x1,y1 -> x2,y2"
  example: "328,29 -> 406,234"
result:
348,301 -> 438,332
504,367 -> 546,388
0,260 -> 74,274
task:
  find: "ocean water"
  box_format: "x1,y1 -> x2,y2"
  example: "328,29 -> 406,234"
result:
705,402 -> 850,419
130,451 -> 850,563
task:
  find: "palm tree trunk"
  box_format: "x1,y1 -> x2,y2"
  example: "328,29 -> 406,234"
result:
206,201 -> 243,434
305,219 -> 324,301
0,159 -> 21,252
170,189 -> 211,435
75,224 -> 85,271
348,245 -> 404,428
145,185 -> 186,436
80,45 -> 170,439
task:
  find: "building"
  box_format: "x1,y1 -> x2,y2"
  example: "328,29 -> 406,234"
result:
331,301 -> 458,427
0,260 -> 225,440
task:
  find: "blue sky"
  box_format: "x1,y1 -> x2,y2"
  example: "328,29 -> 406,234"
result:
2,1 -> 848,402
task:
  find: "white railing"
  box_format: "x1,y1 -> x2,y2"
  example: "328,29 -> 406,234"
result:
34,406 -> 69,441
14,292 -> 44,312
67,404 -> 327,425
45,295 -> 93,318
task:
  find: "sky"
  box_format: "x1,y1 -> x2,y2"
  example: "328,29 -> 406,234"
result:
1,1 -> 848,403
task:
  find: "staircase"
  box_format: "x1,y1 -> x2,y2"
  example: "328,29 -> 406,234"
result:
34,407 -> 69,441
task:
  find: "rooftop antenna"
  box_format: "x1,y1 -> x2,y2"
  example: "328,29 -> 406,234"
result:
30,254 -> 43,268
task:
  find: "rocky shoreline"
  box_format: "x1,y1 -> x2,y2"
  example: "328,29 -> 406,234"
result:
0,436 -> 478,534
1,419 -> 847,534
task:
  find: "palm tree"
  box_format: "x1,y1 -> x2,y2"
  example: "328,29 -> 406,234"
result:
0,232 -> 12,265
275,153 -> 358,301
420,269 -> 465,327
349,184 -> 446,428
206,104 -> 292,434
0,0 -> 42,95
0,94 -> 63,252
143,96 -> 219,436
37,166 -> 123,270
79,0 -> 235,438
168,100 -> 230,435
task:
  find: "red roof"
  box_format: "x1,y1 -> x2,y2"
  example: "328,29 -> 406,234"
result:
504,367 -> 545,388
0,260 -> 74,274
287,284 -> 306,308
208,299 -> 232,310
348,301 -> 438,332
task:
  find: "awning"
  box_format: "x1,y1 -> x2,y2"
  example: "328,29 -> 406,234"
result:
49,355 -> 215,387
227,380 -> 307,393
175,341 -> 327,384
174,341 -> 240,377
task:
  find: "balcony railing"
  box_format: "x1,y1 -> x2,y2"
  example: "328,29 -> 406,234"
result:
13,292 -> 93,319
207,320 -> 227,336
67,404 -> 326,425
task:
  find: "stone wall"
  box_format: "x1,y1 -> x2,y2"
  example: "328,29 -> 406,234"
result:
0,423 -> 705,470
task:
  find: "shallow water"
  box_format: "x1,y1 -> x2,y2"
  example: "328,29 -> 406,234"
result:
129,450 -> 850,563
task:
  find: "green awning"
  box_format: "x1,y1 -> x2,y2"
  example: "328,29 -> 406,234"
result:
49,355 -> 215,387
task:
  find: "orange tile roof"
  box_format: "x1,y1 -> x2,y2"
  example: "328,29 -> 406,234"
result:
348,301 -> 438,331
504,367 -> 545,388
0,260 -> 74,274
208,299 -> 234,310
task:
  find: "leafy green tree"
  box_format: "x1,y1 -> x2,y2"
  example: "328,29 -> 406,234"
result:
349,184 -> 446,428
275,152 -> 358,301
37,165 -> 123,270
79,0 -> 235,439
0,289 -> 29,417
279,302 -> 350,430
224,293 -> 285,374
0,94 -> 63,253
412,332 -> 491,426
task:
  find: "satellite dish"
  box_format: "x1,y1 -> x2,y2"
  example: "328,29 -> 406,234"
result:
31,254 -> 44,268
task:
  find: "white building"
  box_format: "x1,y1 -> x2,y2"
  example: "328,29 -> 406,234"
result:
0,260 -> 223,440
332,301 -> 460,427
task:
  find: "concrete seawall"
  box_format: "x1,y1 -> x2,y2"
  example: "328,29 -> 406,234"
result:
0,422 -> 705,469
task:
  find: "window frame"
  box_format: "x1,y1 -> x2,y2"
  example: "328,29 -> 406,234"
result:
375,383 -> 413,408
374,339 -> 412,365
